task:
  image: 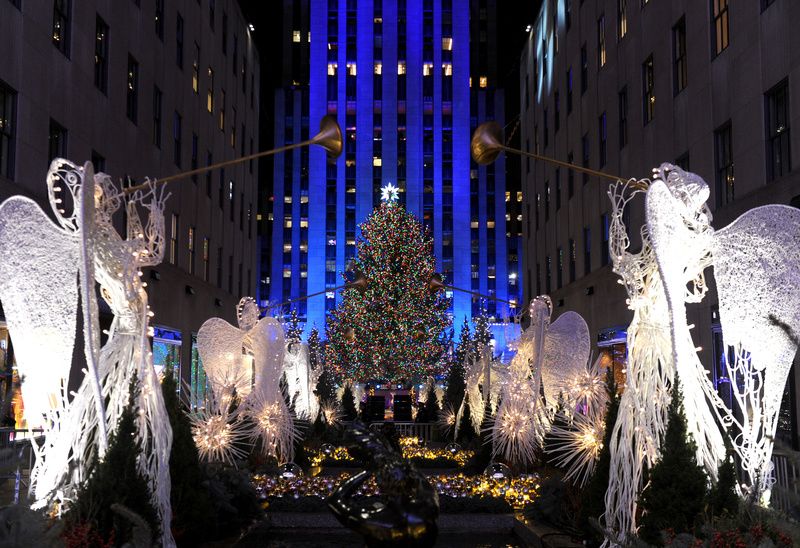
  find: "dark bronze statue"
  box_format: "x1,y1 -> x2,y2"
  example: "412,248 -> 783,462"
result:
327,422 -> 439,547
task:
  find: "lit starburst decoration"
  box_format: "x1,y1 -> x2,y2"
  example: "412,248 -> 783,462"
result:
191,410 -> 248,465
490,363 -> 543,467
437,403 -> 458,439
566,358 -> 608,417
546,411 -> 605,487
380,183 -> 399,202
320,402 -> 341,426
244,389 -> 299,462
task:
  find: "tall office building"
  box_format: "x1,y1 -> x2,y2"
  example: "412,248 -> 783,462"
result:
521,0 -> 800,445
263,0 -> 521,348
0,0 -> 260,400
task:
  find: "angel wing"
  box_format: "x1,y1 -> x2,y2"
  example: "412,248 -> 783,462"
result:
713,205 -> 800,377
541,311 -> 591,408
0,196 -> 80,427
197,318 -> 250,401
248,316 -> 285,396
714,205 -> 800,422
646,177 -> 726,477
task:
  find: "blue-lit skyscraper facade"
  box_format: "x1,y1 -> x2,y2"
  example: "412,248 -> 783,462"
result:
264,0 -> 520,344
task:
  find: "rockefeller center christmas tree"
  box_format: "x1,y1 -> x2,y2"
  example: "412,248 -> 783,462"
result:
326,190 -> 451,383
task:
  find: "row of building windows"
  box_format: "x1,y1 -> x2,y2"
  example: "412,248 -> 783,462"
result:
167,212 -> 251,295
537,79 -> 788,212
560,0 -> 729,59
528,87 -> 790,292
533,212 -> 609,295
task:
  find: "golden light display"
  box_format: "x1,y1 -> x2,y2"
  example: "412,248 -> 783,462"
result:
307,437 -> 475,468
252,472 -> 540,510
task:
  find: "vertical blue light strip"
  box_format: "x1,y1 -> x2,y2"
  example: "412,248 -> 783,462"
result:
451,0 -> 471,328
307,0 -> 328,332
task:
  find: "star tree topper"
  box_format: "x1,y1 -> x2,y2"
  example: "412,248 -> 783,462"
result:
381,183 -> 400,203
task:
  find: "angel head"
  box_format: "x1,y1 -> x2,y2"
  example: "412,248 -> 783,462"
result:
237,297 -> 260,331
92,172 -> 123,224
653,163 -> 712,223
529,295 -> 553,321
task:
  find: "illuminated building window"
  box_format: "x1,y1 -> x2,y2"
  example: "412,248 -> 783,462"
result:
712,0 -> 729,55
52,0 -> 71,56
479,76 -> 487,88
207,67 -> 214,112
328,63 -> 337,76
442,63 -> 452,76
347,63 -> 357,76
284,196 -> 292,203
642,55 -> 655,124
423,63 -> 433,76
442,36 -> 453,50
398,61 -> 406,75
374,62 -> 382,74
192,43 -> 200,93
283,243 -> 292,252
202,237 -> 209,281
170,213 -> 178,264
618,0 -> 628,40
283,269 -> 291,278
598,15 -> 606,67
373,157 -> 382,166
188,226 -> 195,274
517,191 -> 523,201
293,30 -> 301,42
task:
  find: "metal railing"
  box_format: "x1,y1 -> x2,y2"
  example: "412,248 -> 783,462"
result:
771,449 -> 800,514
367,422 -> 436,442
0,428 -> 43,504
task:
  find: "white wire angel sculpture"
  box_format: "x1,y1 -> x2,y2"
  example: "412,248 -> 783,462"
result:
283,339 -> 321,421
602,179 -> 677,544
196,298 -> 297,463
490,296 -> 593,468
645,163 -> 800,504
0,159 -> 175,547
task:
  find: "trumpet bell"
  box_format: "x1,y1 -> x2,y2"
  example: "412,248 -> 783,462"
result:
428,273 -> 446,292
470,121 -> 504,165
312,115 -> 343,162
345,271 -> 369,293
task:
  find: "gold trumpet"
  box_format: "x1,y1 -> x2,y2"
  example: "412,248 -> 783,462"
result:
470,121 -> 645,189
125,115 -> 343,193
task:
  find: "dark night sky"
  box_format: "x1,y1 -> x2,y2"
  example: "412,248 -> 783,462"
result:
237,0 -> 542,192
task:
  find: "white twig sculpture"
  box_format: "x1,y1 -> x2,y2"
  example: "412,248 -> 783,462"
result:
0,159 -> 175,547
647,164 -> 800,504
490,296 -> 592,467
602,180 -> 675,543
196,299 -> 297,463
283,342 -> 321,421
